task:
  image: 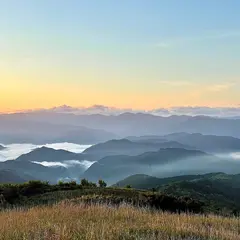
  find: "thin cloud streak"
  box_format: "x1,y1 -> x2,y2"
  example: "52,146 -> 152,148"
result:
207,83 -> 235,92
156,31 -> 240,48
158,80 -> 194,86
158,80 -> 235,92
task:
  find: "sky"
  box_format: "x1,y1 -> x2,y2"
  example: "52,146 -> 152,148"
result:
0,0 -> 240,112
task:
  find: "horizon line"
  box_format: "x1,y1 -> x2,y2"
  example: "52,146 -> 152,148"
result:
1,104 -> 240,116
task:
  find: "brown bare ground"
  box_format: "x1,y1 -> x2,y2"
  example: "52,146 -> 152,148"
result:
0,202 -> 240,240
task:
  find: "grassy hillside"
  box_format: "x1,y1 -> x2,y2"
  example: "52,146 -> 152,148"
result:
0,202 -> 240,240
1,180 -> 240,239
0,180 -> 203,214
2,173 -> 240,214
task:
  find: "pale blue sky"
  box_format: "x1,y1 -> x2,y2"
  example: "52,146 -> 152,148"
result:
0,0 -> 239,110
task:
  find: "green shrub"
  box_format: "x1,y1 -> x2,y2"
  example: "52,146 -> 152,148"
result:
98,179 -> 107,188
20,180 -> 50,196
80,179 -> 97,188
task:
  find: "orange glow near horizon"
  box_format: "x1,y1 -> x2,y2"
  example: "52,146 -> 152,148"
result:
0,58 -> 239,113
1,79 -> 239,113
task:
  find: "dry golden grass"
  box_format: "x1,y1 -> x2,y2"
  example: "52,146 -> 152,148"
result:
0,201 -> 240,240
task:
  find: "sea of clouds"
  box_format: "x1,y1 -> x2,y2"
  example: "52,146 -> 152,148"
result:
0,143 -> 92,168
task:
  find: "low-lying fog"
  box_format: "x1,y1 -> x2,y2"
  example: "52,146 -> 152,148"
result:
33,160 -> 94,169
217,152 -> 240,160
149,153 -> 240,179
0,143 -> 91,161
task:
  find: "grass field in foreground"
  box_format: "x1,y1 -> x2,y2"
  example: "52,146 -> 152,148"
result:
0,201 -> 240,240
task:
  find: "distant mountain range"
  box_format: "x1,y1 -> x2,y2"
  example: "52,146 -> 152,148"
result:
129,133 -> 240,153
0,114 -> 116,144
1,112 -> 240,143
0,145 -> 5,150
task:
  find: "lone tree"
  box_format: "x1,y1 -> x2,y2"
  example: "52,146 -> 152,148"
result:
98,179 -> 107,188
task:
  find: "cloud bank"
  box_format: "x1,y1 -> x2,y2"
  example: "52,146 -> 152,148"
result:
0,143 -> 91,161
33,160 -> 95,169
28,105 -> 240,118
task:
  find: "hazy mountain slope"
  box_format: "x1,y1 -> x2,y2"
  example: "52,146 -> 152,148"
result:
178,116 -> 240,139
164,133 -> 240,153
0,169 -> 34,183
0,160 -> 69,183
115,172 -> 229,189
82,139 -> 195,158
0,145 -> 5,150
126,135 -> 168,143
146,140 -> 195,150
127,133 -> 240,153
83,148 -> 210,184
115,173 -> 208,189
115,174 -> 162,189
